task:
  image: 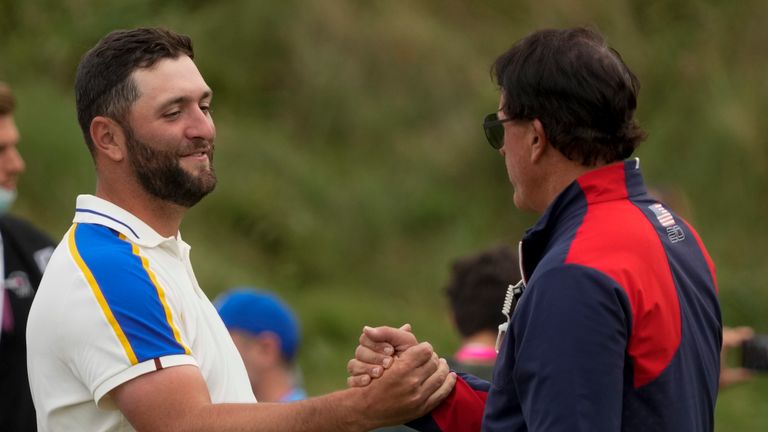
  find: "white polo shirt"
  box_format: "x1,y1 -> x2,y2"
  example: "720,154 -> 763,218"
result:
27,195 -> 255,432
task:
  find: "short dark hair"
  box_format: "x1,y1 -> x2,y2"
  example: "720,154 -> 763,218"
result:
0,81 -> 15,116
445,245 -> 520,338
492,27 -> 646,166
75,27 -> 194,153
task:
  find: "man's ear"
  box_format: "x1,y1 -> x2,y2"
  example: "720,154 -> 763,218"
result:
90,116 -> 126,162
530,118 -> 548,163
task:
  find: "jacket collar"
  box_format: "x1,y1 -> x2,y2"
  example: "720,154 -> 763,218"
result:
519,158 -> 647,281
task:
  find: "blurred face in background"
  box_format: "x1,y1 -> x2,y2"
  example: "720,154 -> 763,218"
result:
228,329 -> 285,400
122,55 -> 217,208
0,114 -> 25,213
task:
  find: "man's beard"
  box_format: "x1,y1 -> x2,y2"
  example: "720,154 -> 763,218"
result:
124,126 -> 217,208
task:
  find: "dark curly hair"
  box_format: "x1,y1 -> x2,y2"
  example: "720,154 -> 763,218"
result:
445,245 -> 520,338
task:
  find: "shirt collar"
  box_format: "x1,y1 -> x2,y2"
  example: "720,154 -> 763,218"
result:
72,194 -> 187,249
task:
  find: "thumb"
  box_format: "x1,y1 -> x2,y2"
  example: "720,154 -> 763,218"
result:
364,325 -> 418,350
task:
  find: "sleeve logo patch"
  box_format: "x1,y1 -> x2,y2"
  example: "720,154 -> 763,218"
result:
649,203 -> 686,243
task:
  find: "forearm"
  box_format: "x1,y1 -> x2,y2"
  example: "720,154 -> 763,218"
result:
171,388 -> 374,432
114,359 -> 450,431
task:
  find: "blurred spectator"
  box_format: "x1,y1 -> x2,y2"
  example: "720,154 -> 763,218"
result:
0,81 -> 55,431
215,287 -> 306,402
720,326 -> 755,388
445,245 -> 520,381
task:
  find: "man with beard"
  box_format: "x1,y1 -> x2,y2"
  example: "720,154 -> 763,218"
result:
26,27 -> 455,431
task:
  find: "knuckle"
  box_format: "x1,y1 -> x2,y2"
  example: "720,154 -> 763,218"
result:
439,368 -> 449,380
407,393 -> 424,409
354,345 -> 366,359
407,376 -> 420,388
411,345 -> 427,360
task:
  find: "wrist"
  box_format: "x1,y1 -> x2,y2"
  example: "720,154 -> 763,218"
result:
337,386 -> 378,431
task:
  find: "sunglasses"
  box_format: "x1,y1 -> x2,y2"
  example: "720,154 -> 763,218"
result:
483,112 -> 514,150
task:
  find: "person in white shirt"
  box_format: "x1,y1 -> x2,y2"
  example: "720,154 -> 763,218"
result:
26,27 -> 454,432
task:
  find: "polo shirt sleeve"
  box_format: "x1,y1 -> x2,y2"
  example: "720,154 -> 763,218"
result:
510,264 -> 631,432
65,223 -> 198,408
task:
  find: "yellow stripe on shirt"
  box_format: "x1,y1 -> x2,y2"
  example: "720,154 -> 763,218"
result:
68,224 -> 139,365
119,233 -> 190,355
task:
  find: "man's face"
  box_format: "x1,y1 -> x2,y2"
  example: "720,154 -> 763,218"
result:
122,56 -> 216,208
496,96 -> 536,211
0,114 -> 25,191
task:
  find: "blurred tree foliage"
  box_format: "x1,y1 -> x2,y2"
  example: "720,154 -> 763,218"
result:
2,0 -> 767,428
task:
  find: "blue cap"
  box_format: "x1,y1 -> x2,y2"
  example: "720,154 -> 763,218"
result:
214,288 -> 300,361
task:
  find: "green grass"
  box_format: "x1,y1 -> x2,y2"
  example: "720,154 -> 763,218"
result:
3,1 -> 768,428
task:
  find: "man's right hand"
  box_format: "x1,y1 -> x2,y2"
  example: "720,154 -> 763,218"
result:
346,324 -> 419,387
352,340 -> 456,427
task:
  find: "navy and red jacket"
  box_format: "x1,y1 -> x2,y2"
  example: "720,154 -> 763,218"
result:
411,159 -> 722,432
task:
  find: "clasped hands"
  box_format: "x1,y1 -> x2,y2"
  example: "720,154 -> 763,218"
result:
345,324 -> 457,425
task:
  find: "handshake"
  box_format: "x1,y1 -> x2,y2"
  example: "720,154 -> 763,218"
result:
344,324 -> 457,427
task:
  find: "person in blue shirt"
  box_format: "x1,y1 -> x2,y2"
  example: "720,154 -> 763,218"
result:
215,287 -> 307,402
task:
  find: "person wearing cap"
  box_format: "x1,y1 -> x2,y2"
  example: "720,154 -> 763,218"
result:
215,288 -> 307,402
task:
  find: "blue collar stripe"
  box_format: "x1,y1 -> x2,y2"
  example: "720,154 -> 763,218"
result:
75,208 -> 140,239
